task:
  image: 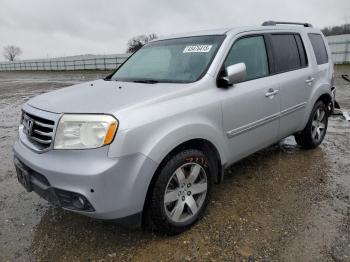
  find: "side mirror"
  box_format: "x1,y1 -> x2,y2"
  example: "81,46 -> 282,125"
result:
219,63 -> 247,87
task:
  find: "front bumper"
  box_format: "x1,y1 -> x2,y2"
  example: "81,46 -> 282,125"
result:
13,140 -> 158,224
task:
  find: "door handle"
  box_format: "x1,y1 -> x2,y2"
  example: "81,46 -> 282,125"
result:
305,77 -> 315,84
265,88 -> 279,97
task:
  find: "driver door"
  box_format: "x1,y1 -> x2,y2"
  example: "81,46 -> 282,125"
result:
220,34 -> 281,163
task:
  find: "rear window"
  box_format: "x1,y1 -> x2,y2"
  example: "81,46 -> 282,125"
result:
270,34 -> 302,73
308,33 -> 328,65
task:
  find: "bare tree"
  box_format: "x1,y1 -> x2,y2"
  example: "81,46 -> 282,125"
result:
3,45 -> 22,61
126,33 -> 158,53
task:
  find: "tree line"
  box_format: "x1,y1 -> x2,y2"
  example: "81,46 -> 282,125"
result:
321,23 -> 350,36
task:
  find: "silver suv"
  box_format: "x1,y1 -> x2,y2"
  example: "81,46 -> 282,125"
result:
14,21 -> 336,234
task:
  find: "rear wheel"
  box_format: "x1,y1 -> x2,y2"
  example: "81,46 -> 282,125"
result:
147,149 -> 213,235
294,100 -> 328,149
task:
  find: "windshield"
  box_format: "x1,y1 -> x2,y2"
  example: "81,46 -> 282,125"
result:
111,35 -> 225,83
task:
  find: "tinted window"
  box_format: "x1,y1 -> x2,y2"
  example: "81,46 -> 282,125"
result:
308,33 -> 328,65
270,34 -> 301,73
224,36 -> 269,80
294,34 -> 308,67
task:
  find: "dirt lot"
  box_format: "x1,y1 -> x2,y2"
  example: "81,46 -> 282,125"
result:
0,67 -> 349,261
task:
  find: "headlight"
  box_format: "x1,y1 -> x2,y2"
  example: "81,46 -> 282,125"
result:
54,114 -> 118,149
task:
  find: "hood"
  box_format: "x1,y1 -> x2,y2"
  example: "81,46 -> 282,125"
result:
28,79 -> 187,114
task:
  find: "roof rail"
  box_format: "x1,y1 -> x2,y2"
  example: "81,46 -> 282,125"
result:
262,21 -> 313,28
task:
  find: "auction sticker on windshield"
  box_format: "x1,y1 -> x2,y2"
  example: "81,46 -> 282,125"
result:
183,45 -> 212,53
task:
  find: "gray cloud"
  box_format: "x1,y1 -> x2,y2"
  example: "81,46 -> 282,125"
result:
0,0 -> 349,60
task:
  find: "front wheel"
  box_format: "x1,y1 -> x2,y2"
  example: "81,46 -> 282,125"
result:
147,149 -> 213,235
294,100 -> 328,149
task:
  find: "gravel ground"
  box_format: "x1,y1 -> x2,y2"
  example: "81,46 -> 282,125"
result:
0,67 -> 349,261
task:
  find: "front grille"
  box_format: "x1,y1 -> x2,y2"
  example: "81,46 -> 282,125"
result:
22,111 -> 55,150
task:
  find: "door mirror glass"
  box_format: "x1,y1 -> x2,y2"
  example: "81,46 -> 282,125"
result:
219,63 -> 246,86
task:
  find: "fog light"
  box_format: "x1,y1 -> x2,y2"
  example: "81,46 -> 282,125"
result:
54,188 -> 95,212
72,196 -> 85,209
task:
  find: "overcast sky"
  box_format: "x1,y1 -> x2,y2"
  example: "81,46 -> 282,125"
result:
0,0 -> 349,61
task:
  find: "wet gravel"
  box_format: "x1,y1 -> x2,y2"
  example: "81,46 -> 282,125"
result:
0,67 -> 349,261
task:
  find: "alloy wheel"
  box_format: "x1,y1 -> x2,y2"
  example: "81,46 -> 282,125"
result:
311,107 -> 326,142
163,162 -> 208,223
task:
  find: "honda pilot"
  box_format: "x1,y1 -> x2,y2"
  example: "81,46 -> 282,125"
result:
14,21 -> 336,234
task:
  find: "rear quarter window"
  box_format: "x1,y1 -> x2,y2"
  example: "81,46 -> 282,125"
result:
308,33 -> 328,65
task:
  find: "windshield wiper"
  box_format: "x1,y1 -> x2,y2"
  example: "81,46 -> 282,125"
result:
132,79 -> 159,84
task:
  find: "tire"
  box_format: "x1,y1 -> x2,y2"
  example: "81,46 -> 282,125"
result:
294,100 -> 328,149
147,149 -> 214,235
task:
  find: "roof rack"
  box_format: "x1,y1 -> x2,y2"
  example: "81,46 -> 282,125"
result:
262,21 -> 313,28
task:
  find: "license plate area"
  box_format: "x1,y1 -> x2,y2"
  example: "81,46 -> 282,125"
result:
14,159 -> 32,192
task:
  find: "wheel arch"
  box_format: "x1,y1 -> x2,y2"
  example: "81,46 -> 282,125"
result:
317,93 -> 333,114
156,138 -> 222,181
303,88 -> 333,127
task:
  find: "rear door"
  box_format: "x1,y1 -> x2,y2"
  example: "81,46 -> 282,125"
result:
267,33 -> 312,138
220,34 -> 281,163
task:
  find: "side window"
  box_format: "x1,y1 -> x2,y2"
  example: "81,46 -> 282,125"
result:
270,34 -> 301,73
224,36 -> 269,81
294,34 -> 308,67
308,33 -> 328,65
